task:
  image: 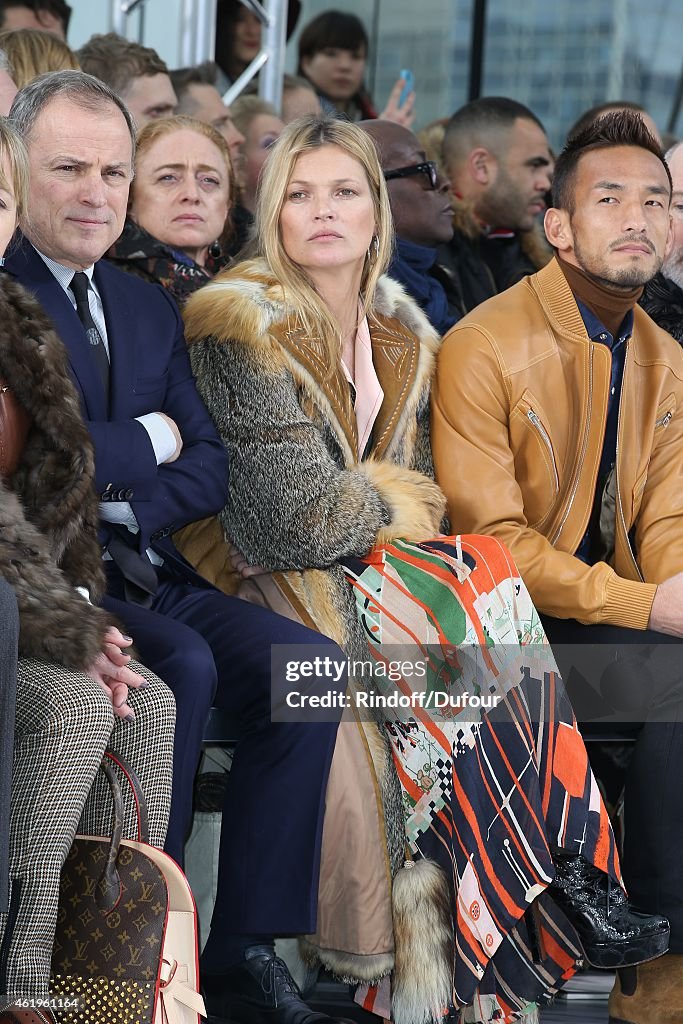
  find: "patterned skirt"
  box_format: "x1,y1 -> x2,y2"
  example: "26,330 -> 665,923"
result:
343,535 -> 619,1024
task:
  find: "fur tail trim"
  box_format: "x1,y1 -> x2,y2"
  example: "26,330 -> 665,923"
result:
358,461 -> 446,544
298,937 -> 394,985
392,858 -> 454,1024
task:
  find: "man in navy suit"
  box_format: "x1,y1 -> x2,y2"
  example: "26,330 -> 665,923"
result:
8,71 -> 350,1024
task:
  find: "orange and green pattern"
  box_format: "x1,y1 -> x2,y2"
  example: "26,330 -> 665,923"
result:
344,535 -> 620,1024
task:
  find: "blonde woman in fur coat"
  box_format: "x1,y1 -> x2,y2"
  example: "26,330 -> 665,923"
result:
179,116 -> 666,1024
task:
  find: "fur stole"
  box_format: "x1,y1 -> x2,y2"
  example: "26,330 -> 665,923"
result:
0,275 -> 108,668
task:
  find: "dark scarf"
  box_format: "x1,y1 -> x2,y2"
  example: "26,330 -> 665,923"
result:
558,254 -> 643,338
107,220 -> 228,305
388,237 -> 459,336
640,272 -> 683,343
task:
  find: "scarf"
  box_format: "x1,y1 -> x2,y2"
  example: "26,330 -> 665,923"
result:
388,237 -> 458,336
107,220 -> 228,306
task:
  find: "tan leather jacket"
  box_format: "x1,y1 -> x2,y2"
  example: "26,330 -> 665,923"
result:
432,256 -> 683,629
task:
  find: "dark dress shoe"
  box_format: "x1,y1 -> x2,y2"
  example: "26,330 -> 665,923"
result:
202,946 -> 356,1024
550,850 -> 670,969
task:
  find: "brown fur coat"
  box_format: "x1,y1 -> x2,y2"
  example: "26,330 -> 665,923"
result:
0,275 -> 109,669
180,262 -> 454,1024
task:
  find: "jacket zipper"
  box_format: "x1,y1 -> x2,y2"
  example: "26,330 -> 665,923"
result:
550,345 -> 594,545
527,409 -> 559,491
655,410 -> 673,428
615,346 -> 643,581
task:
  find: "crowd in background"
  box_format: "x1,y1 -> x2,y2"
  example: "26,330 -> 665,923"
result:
2,3 -> 683,1024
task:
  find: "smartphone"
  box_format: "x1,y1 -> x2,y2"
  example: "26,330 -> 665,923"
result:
398,69 -> 414,108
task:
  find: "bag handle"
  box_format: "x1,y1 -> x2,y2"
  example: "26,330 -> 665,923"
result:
103,749 -> 150,843
95,751 -> 151,915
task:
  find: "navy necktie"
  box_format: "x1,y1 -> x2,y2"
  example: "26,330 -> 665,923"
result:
70,271 -> 110,404
106,526 -> 158,608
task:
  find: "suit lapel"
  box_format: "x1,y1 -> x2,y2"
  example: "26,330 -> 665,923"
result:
5,239 -> 108,419
368,313 -> 420,459
274,318 -> 359,463
94,261 -> 137,419
271,311 -> 420,465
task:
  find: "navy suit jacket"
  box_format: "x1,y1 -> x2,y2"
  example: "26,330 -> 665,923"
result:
5,237 -> 229,581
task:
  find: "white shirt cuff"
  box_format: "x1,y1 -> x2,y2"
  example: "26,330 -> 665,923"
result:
100,502 -> 139,528
136,413 -> 176,466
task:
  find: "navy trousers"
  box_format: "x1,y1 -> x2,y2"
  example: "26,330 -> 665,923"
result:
542,615 -> 683,950
104,570 -> 345,945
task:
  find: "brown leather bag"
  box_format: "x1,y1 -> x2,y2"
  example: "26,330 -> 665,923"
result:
0,381 -> 31,480
50,752 -> 205,1024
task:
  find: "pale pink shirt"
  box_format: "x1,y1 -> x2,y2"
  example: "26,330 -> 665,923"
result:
341,315 -> 384,457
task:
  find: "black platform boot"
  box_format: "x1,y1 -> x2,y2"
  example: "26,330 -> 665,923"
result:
549,849 -> 670,970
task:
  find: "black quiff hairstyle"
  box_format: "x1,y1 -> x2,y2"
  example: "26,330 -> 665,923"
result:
552,110 -> 672,214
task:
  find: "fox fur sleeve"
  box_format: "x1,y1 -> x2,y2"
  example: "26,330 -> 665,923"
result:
189,336 -> 445,571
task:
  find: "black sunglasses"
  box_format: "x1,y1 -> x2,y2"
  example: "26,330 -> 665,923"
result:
383,160 -> 439,190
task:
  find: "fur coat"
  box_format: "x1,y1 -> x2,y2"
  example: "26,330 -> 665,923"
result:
180,261 -> 454,1024
181,259 -> 445,655
0,274 -> 109,670
640,271 -> 683,343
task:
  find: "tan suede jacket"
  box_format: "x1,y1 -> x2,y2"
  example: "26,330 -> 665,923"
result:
432,256 -> 683,630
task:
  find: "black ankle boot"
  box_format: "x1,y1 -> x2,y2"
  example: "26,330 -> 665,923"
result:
202,945 -> 356,1024
549,850 -> 670,970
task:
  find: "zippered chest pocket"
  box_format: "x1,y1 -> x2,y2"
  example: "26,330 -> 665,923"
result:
654,393 -> 676,431
510,391 -> 561,530
631,393 -> 677,519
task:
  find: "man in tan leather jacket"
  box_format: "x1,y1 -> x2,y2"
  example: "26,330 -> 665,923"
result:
432,111 -> 683,1024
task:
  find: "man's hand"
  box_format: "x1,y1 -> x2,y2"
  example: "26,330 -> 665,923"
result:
85,627 -> 148,720
649,572 -> 683,636
157,412 -> 183,463
379,77 -> 416,128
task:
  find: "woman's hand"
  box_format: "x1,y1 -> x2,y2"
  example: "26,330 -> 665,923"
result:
85,627 -> 148,721
379,77 -> 416,128
229,543 -> 267,579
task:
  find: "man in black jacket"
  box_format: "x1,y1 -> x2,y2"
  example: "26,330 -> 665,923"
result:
436,96 -> 553,314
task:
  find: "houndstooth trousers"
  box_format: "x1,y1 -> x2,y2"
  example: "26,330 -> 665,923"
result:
0,657 -> 175,1003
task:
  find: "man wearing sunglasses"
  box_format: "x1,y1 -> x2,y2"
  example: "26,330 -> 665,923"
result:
361,120 -> 459,335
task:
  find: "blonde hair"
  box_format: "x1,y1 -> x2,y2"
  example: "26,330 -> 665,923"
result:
0,115 -> 29,219
135,114 -> 235,203
0,28 -> 79,89
418,118 -> 449,180
255,115 -> 393,363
